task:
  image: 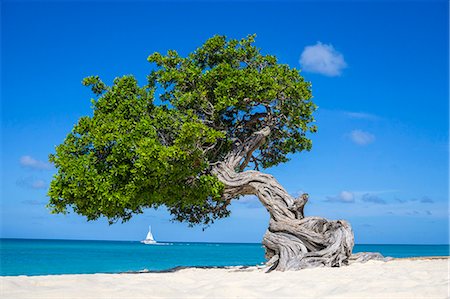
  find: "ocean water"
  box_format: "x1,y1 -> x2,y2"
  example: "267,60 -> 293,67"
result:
1,239 -> 448,276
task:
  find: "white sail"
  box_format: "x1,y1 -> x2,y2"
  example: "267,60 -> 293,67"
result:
141,225 -> 156,244
145,226 -> 154,241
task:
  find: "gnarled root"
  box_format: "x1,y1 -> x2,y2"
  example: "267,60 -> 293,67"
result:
213,161 -> 355,271
263,217 -> 354,271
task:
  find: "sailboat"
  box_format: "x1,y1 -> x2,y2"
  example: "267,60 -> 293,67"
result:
141,225 -> 157,244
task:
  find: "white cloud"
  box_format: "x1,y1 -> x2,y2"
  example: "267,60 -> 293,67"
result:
21,199 -> 46,205
345,111 -> 379,120
339,191 -> 355,202
17,177 -> 47,189
349,130 -> 375,145
31,179 -> 46,189
326,191 -> 355,203
361,193 -> 387,205
20,155 -> 51,170
397,196 -> 434,204
420,196 -> 434,203
299,42 -> 347,76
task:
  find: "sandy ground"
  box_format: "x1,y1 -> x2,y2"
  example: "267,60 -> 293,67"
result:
1,258 -> 449,299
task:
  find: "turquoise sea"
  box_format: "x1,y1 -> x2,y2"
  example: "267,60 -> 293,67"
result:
1,239 -> 448,276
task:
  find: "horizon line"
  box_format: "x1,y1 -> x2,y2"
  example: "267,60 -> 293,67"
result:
1,237 -> 449,246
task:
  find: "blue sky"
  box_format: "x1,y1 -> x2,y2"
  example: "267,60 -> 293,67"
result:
1,0 -> 448,244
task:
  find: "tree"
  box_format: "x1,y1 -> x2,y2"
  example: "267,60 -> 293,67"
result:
48,35 -> 354,271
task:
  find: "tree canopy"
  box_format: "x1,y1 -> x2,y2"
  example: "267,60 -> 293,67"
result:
48,35 -> 316,226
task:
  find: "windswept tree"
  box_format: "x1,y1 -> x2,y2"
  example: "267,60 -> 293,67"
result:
48,35 -> 354,271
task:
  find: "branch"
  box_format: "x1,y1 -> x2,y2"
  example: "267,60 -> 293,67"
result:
225,126 -> 271,170
236,112 -> 267,130
287,193 -> 309,219
238,140 -> 264,172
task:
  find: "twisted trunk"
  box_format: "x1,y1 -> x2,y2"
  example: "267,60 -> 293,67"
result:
212,127 -> 354,271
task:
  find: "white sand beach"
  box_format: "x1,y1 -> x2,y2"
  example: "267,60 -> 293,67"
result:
1,258 -> 448,299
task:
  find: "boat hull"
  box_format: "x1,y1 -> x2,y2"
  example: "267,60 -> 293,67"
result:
141,240 -> 157,245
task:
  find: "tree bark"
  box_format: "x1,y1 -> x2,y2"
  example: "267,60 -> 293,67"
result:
212,127 -> 354,271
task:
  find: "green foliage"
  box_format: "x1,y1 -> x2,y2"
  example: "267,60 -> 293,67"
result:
48,35 -> 316,225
